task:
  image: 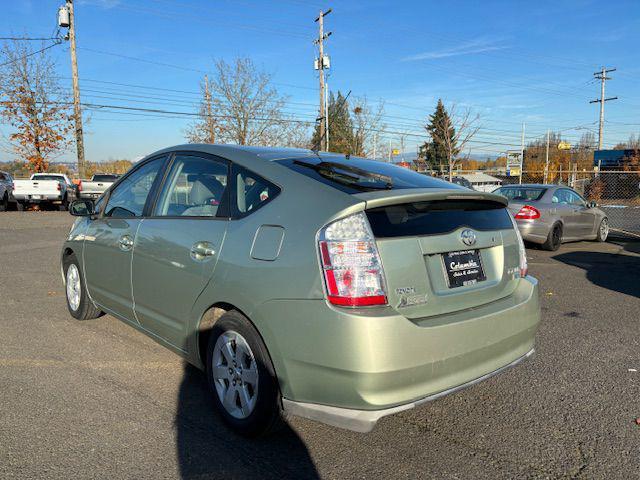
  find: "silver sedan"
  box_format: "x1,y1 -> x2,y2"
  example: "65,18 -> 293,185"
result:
493,184 -> 609,251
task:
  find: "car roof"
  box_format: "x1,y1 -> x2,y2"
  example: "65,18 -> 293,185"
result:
500,183 -> 568,190
150,144 -> 321,163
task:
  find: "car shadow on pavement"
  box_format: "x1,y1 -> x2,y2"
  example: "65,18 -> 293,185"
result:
176,363 -> 319,480
553,247 -> 640,298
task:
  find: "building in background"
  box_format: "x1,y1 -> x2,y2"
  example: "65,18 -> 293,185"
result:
457,172 -> 503,192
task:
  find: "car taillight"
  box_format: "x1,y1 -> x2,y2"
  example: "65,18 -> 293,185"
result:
57,183 -> 61,191
509,212 -> 528,277
318,212 -> 388,307
514,205 -> 540,219
77,181 -> 82,192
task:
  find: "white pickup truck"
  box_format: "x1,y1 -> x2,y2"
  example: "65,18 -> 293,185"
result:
13,173 -> 74,210
77,173 -> 120,200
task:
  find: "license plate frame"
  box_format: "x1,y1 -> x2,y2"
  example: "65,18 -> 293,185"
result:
442,249 -> 486,288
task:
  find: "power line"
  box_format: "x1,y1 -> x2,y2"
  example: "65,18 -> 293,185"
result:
0,39 -> 63,67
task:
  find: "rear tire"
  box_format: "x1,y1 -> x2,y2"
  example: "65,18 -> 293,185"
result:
206,310 -> 283,437
0,193 -> 7,212
596,218 -> 609,242
542,223 -> 562,251
63,253 -> 104,320
60,194 -> 69,211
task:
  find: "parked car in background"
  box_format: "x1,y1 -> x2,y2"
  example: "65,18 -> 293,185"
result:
450,175 -> 475,190
13,173 -> 74,210
77,173 -> 120,200
63,145 -> 540,436
493,184 -> 608,251
0,170 -> 16,211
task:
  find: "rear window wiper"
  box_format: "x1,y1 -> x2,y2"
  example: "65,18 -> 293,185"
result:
293,160 -> 393,190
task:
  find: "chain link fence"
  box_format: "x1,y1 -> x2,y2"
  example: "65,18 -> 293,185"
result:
445,170 -> 640,237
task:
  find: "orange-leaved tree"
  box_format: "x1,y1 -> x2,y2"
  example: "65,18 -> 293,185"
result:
0,40 -> 73,172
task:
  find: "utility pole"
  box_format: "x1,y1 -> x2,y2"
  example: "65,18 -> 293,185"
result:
203,75 -> 215,143
519,122 -> 525,185
314,9 -> 332,151
544,130 -> 550,184
373,132 -> 377,159
590,67 -> 617,154
66,0 -> 86,178
325,81 -> 329,151
388,139 -> 391,162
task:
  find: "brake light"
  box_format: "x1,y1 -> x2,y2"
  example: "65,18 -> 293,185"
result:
509,212 -> 528,277
77,180 -> 82,192
57,183 -> 61,191
318,212 -> 388,307
514,205 -> 540,219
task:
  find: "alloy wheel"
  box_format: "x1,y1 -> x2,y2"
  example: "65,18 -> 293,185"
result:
66,264 -> 81,311
211,330 -> 259,419
600,219 -> 609,241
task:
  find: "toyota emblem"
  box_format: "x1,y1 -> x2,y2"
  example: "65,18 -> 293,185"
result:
460,229 -> 477,246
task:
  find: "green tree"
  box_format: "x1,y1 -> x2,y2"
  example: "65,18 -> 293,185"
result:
312,91 -> 354,154
419,99 -> 457,172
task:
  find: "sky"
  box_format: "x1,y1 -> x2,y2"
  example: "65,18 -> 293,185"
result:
1,0 -> 639,164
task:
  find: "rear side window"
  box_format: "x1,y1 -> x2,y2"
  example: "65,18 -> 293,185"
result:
92,174 -> 119,182
494,187 -> 546,201
275,156 -> 459,194
233,168 -> 280,217
366,200 -> 513,238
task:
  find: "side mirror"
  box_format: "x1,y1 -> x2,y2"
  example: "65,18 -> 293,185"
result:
69,199 -> 95,216
587,200 -> 598,208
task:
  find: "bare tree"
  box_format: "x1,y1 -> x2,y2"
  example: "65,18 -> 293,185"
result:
350,96 -> 385,157
0,40 -> 73,172
190,58 -> 308,147
430,104 -> 480,181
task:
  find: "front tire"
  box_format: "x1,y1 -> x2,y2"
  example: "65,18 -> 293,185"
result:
63,253 -> 104,320
596,218 -> 609,242
206,311 -> 283,437
542,223 -> 562,251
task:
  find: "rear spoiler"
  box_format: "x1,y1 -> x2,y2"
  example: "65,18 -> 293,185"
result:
352,188 -> 508,209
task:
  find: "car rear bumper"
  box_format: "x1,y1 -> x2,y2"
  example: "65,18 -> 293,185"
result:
516,219 -> 551,244
13,194 -> 63,202
257,276 -> 540,431
283,348 -> 535,432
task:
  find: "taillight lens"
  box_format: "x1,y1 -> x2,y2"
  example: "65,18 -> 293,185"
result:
514,205 -> 540,219
57,182 -> 61,191
318,212 -> 388,307
77,181 -> 82,192
509,212 -> 528,277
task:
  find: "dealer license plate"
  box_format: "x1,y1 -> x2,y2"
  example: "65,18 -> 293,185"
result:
442,249 -> 486,288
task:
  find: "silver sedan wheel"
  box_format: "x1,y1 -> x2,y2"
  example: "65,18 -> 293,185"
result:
599,219 -> 609,241
66,264 -> 81,311
211,330 -> 259,419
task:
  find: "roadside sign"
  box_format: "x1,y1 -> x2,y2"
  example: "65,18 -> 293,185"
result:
506,150 -> 523,177
558,141 -> 572,150
391,149 -> 400,156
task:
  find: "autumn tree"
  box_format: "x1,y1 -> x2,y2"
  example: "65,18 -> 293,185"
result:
0,40 -> 73,172
188,58 -> 307,147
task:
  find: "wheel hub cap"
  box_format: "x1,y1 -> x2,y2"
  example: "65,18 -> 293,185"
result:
211,331 -> 259,419
66,264 -> 81,311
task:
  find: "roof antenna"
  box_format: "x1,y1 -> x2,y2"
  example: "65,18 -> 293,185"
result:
311,90 -> 351,155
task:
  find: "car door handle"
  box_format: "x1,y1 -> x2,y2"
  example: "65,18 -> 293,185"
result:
118,235 -> 134,251
190,241 -> 216,261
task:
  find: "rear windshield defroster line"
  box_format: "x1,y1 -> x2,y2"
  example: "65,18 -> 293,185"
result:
366,200 -> 513,238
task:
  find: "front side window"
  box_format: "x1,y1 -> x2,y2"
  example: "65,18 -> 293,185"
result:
154,155 -> 229,217
567,190 -> 586,206
104,157 -> 164,218
234,169 -> 280,217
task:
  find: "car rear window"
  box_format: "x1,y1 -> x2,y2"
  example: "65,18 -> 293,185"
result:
366,200 -> 513,238
92,175 -> 119,182
494,187 -> 546,201
275,156 -> 460,194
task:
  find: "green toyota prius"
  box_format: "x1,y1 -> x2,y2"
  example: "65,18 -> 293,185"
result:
62,145 -> 540,436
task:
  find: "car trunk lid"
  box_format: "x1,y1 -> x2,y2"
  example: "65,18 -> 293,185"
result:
352,189 -> 522,319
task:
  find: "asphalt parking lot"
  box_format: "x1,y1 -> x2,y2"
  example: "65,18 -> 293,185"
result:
1,212 -> 639,479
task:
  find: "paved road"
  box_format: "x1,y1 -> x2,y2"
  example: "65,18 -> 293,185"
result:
1,212 -> 639,479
